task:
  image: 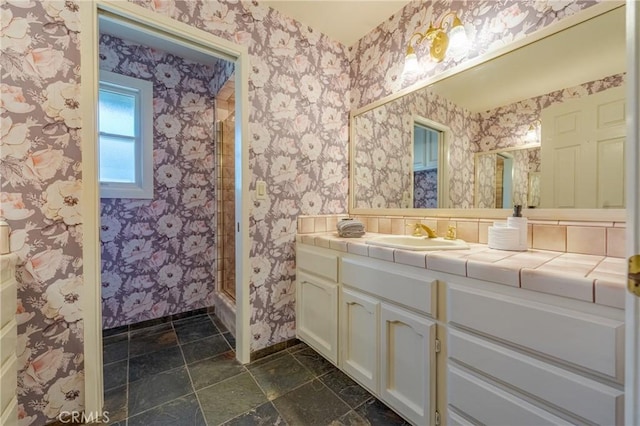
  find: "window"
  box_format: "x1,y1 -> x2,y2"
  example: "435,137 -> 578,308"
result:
99,70 -> 153,199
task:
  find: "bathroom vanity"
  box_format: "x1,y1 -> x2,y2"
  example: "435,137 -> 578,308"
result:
295,235 -> 625,426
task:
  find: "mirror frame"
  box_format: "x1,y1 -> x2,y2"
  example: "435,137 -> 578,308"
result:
348,0 -> 626,222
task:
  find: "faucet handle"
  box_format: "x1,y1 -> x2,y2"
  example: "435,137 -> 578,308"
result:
445,225 -> 457,240
407,222 -> 422,236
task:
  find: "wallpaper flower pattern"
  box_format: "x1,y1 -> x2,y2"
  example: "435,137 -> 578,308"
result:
1,0 -> 605,423
1,2 -> 84,425
414,170 -> 437,208
98,34 -> 234,329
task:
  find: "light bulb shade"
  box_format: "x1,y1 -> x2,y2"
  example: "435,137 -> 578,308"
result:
447,23 -> 469,59
403,51 -> 419,76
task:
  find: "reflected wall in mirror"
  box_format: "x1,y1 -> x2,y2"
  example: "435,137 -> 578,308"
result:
351,5 -> 626,210
475,146 -> 540,209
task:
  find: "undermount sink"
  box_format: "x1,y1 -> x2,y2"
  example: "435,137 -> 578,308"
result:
365,235 -> 469,251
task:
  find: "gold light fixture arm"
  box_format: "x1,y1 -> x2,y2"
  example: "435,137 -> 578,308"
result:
405,12 -> 463,63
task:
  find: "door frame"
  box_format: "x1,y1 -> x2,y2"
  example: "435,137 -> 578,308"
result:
625,0 -> 640,423
79,0 -> 251,415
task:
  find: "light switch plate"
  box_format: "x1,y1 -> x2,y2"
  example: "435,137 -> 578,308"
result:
256,180 -> 267,200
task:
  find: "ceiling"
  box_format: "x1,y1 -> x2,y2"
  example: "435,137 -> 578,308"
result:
262,0 -> 412,47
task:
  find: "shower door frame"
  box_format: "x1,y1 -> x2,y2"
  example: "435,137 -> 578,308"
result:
79,0 -> 252,416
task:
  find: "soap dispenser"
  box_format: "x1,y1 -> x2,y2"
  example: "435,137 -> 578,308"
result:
506,205 -> 528,251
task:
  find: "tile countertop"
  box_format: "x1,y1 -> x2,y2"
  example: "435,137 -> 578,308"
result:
296,232 -> 627,310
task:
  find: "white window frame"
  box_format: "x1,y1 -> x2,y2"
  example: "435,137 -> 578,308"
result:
98,70 -> 153,199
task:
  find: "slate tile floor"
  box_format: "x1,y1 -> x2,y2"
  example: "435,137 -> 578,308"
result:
103,311 -> 409,425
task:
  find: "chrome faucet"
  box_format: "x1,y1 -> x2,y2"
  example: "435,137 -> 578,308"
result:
410,223 -> 438,238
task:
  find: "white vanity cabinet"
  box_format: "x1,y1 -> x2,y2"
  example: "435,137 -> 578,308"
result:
340,255 -> 438,426
295,244 -> 339,363
446,280 -> 625,426
295,242 -> 626,426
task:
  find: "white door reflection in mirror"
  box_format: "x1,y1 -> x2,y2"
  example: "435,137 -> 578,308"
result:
540,86 -> 626,208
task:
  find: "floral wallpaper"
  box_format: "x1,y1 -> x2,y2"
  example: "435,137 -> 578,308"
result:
353,87 -> 477,209
98,35 -> 233,329
512,148 -> 535,207
414,169 -> 437,208
475,153 -> 498,208
1,1 -> 84,425
125,0 -> 352,352
350,0 -> 600,109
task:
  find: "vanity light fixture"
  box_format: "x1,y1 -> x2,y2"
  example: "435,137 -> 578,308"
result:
525,120 -> 542,143
403,11 -> 469,75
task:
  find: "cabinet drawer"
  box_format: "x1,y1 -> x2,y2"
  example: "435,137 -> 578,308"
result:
0,320 -> 16,366
342,256 -> 437,317
0,275 -> 16,329
449,329 -> 624,425
447,285 -> 624,381
0,355 -> 17,416
448,365 -> 573,426
297,244 -> 338,282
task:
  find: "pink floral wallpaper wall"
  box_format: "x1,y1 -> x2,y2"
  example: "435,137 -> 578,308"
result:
414,169 -> 437,208
98,34 -> 233,329
1,2 -> 84,425
475,153 -> 498,208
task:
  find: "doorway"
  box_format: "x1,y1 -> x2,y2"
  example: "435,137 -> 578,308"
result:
79,0 -> 250,416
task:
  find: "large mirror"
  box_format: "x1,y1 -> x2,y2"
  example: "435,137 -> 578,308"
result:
351,4 -> 626,212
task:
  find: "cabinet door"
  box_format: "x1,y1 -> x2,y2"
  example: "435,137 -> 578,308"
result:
380,303 -> 436,426
340,288 -> 379,393
296,271 -> 338,363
